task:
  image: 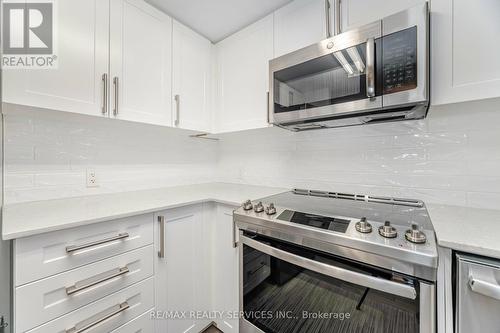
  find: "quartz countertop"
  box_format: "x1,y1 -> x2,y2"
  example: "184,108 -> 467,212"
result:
2,182 -> 287,240
427,203 -> 500,259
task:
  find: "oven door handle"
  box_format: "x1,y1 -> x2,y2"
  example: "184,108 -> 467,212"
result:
241,235 -> 417,300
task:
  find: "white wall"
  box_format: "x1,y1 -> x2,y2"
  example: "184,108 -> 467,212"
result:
3,98 -> 500,210
216,98 -> 500,209
3,109 -> 218,204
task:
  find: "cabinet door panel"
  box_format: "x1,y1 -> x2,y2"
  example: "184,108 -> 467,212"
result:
110,0 -> 172,126
172,21 -> 213,132
340,0 -> 423,31
3,0 -> 109,116
215,15 -> 273,133
431,0 -> 500,105
274,0 -> 327,57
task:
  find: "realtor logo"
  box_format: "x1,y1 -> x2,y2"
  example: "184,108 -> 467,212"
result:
2,0 -> 57,68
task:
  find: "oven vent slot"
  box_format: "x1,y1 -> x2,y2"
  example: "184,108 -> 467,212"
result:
292,188 -> 423,207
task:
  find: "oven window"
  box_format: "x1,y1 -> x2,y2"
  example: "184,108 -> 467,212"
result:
243,235 -> 420,333
273,41 -> 380,114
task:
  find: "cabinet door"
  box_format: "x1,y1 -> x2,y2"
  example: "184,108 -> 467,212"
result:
172,20 -> 213,133
340,0 -> 423,31
273,0 -> 328,57
431,0 -> 500,105
155,205 -> 207,333
110,0 -> 173,126
2,0 -> 109,117
214,14 -> 274,133
212,204 -> 239,333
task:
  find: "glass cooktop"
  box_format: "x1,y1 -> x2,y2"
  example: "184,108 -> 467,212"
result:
277,209 -> 350,233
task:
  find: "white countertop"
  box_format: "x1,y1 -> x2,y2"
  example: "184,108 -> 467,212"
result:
1,182 -> 287,240
427,203 -> 500,259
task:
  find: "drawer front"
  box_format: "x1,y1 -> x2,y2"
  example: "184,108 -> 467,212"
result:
110,310 -> 154,333
16,245 -> 154,332
15,214 -> 154,286
26,278 -> 154,333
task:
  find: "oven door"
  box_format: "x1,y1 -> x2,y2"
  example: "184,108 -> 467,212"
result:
269,21 -> 382,126
239,232 -> 435,333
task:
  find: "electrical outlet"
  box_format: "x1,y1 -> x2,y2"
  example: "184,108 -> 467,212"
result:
86,169 -> 99,188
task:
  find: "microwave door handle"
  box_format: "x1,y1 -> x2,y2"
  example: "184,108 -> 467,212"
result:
469,275 -> 500,301
366,37 -> 376,98
241,235 -> 417,300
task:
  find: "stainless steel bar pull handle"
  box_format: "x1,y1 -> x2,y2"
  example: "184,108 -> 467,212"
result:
174,94 -> 180,126
469,275 -> 500,301
366,37 -> 376,98
101,73 -> 108,115
66,233 -> 129,253
113,76 -> 119,116
66,266 -> 130,295
158,215 -> 165,258
242,235 -> 417,300
325,0 -> 331,38
334,0 -> 341,36
65,302 -> 129,333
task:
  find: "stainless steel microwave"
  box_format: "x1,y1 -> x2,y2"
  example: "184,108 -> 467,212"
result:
269,3 -> 429,131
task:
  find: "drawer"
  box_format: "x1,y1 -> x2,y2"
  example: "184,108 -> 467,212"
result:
25,278 -> 154,333
16,245 -> 154,332
15,213 -> 154,286
110,310 -> 154,333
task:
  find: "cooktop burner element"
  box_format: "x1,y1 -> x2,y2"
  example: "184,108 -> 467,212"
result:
233,188 -> 438,281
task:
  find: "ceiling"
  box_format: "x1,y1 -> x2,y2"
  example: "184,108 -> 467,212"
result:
145,0 -> 292,43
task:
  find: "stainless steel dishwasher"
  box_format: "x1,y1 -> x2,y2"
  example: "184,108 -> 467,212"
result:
456,253 -> 500,332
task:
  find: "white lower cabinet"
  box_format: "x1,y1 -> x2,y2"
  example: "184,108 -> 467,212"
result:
155,204 -> 212,333
212,204 -> 240,333
110,310 -> 155,333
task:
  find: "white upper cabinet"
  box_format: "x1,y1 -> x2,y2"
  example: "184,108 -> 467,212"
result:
110,0 -> 173,126
431,0 -> 500,105
214,14 -> 274,134
273,0 -> 328,58
172,20 -> 213,133
3,0 -> 110,117
340,0 -> 424,31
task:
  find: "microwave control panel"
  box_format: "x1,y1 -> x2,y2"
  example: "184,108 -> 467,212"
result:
382,27 -> 417,94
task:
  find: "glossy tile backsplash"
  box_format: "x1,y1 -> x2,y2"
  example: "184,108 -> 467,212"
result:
3,109 -> 218,204
4,97 -> 500,209
216,98 -> 500,209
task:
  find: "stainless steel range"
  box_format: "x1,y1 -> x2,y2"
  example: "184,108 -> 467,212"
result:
233,189 -> 437,333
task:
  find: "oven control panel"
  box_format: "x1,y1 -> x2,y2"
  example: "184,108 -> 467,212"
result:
382,26 -> 417,94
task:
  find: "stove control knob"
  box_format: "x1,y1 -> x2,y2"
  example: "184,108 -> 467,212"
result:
242,200 -> 253,211
254,201 -> 264,213
405,224 -> 427,244
378,220 -> 397,238
355,217 -> 372,233
265,203 -> 276,215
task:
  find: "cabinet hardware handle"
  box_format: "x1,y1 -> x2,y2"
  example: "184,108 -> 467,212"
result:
66,266 -> 130,295
158,215 -> 166,258
325,0 -> 332,38
174,94 -> 180,126
469,275 -> 500,301
113,76 -> 119,116
366,37 -> 376,98
65,302 -> 129,333
66,233 -> 129,253
334,0 -> 341,35
101,73 -> 108,115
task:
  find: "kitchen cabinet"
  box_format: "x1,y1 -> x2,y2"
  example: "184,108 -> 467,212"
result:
2,0 -> 110,117
431,0 -> 500,105
110,0 -> 173,126
273,0 -> 329,58
155,204 -> 211,333
172,20 -> 213,133
212,204 -> 239,333
214,14 -> 274,133
339,0 -> 423,32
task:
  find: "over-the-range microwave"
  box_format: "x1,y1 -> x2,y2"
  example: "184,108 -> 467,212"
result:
269,3 -> 429,131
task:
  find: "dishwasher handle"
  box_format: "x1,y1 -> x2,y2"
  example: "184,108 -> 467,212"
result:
469,275 -> 500,301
